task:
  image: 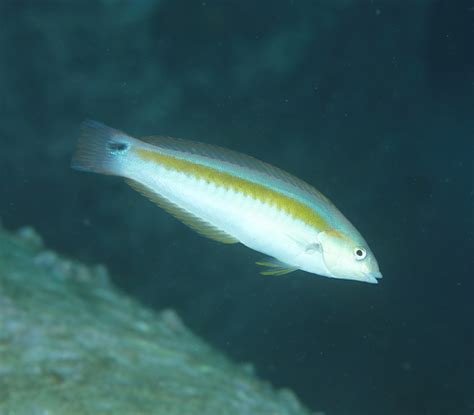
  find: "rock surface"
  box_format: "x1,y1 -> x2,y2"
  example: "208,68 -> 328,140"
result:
0,225 -> 311,415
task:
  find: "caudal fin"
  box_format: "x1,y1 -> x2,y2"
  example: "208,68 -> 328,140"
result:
71,120 -> 133,176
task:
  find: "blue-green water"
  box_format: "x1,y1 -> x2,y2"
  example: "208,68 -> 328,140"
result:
1,1 -> 472,414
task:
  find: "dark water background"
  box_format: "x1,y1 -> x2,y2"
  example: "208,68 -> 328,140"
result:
1,1 -> 473,414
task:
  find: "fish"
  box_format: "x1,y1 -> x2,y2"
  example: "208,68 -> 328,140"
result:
71,120 -> 382,284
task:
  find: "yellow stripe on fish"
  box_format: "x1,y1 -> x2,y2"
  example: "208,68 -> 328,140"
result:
134,147 -> 331,233
71,120 -> 382,284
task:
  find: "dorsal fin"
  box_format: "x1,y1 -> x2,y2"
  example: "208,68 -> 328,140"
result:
125,179 -> 239,244
140,135 -> 333,209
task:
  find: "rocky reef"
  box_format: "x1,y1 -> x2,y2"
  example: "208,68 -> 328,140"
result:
0,225 -> 311,415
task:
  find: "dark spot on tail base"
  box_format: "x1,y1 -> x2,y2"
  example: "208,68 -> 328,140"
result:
108,141 -> 128,152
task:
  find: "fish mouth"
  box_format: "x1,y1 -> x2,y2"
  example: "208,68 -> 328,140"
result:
364,271 -> 383,284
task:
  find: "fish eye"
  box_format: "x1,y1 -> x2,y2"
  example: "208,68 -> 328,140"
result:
353,247 -> 367,261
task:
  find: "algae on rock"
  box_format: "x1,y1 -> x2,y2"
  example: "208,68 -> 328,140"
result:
0,225 -> 311,415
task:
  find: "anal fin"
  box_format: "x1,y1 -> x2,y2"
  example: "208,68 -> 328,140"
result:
125,179 -> 239,244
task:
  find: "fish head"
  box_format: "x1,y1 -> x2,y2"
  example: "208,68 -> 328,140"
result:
317,230 -> 382,284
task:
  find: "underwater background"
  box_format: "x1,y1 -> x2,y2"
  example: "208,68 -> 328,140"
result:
0,1 -> 472,414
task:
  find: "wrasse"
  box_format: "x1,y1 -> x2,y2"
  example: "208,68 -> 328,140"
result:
71,120 -> 382,284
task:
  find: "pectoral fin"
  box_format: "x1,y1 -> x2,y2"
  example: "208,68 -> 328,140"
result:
286,234 -> 322,254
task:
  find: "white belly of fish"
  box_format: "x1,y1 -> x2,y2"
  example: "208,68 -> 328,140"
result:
128,163 -> 320,270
